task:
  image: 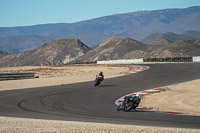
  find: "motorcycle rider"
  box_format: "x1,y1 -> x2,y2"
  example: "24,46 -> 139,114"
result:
97,71 -> 104,81
119,94 -> 141,110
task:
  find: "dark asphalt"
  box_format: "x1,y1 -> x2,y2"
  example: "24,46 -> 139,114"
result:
0,63 -> 200,128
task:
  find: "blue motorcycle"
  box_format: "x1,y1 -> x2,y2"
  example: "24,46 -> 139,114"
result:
117,95 -> 141,112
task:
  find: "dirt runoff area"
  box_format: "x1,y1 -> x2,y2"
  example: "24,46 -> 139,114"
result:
0,64 -> 139,91
0,64 -> 200,133
140,79 -> 200,115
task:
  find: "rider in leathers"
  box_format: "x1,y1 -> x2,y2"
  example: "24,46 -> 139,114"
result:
119,94 -> 141,110
97,72 -> 104,81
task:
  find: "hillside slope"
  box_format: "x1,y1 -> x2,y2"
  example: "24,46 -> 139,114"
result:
0,35 -> 52,53
146,39 -> 200,58
142,32 -> 194,44
0,39 -> 91,66
73,37 -> 147,63
73,37 -> 200,63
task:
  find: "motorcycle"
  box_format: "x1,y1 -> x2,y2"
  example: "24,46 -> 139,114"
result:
94,75 -> 102,86
117,96 -> 140,112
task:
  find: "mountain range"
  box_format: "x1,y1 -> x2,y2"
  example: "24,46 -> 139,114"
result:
0,35 -> 53,53
0,35 -> 200,66
0,6 -> 200,53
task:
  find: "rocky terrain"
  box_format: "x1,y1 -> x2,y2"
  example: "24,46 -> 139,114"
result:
142,32 -> 196,44
73,37 -> 147,63
0,38 -> 91,66
73,37 -> 200,63
145,39 -> 200,58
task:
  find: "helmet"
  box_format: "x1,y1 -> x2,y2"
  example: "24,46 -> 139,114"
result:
99,72 -> 103,76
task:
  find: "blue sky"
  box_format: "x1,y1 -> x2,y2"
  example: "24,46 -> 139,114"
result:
0,0 -> 200,27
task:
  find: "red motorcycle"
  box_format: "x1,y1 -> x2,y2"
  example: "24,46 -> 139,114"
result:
94,75 -> 103,86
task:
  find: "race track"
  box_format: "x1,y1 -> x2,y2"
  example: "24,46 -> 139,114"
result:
0,63 -> 200,128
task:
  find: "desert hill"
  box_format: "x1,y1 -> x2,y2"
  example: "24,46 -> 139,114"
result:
146,39 -> 200,58
0,37 -> 200,66
73,37 -> 147,63
151,39 -> 172,46
0,39 -> 91,66
73,37 -> 200,63
160,39 -> 200,56
142,32 -> 195,44
182,30 -> 200,39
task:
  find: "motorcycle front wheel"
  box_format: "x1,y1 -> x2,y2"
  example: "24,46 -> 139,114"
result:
94,79 -> 99,86
124,102 -> 133,112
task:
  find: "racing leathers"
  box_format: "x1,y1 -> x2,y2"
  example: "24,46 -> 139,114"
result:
97,72 -> 104,81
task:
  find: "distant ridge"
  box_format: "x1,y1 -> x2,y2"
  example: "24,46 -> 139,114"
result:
146,39 -> 200,58
0,35 -> 52,53
142,32 -> 195,44
182,30 -> 200,39
0,50 -> 8,56
0,6 -> 200,53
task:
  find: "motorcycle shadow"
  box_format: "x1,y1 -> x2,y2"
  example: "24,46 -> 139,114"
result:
98,85 -> 118,87
128,109 -> 155,113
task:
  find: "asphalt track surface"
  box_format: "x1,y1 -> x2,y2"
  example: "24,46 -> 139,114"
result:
0,63 -> 200,129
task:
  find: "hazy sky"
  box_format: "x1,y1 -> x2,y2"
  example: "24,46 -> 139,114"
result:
0,0 -> 200,27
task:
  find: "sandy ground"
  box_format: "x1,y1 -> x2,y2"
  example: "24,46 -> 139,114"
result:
140,79 -> 200,115
0,117 -> 199,133
0,64 -> 200,132
0,64 -> 139,91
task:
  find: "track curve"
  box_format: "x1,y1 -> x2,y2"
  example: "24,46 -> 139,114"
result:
0,63 -> 200,128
